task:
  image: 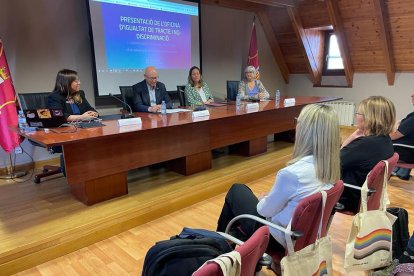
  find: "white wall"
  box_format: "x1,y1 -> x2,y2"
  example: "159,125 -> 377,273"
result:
201,5 -> 286,99
287,73 -> 413,120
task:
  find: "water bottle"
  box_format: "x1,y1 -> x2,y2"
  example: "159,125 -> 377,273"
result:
275,89 -> 281,107
161,100 -> 167,115
236,93 -> 241,107
18,110 -> 28,131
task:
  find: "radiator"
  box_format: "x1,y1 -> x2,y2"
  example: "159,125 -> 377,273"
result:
324,101 -> 355,126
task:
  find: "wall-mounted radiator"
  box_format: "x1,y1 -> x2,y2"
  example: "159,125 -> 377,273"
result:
324,101 -> 355,126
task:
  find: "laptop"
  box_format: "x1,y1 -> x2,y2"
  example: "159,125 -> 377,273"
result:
24,109 -> 67,128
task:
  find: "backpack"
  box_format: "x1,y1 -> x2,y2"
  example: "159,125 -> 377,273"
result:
387,207 -> 410,259
142,227 -> 233,276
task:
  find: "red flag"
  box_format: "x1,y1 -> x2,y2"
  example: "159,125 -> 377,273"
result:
0,39 -> 19,153
247,20 -> 259,78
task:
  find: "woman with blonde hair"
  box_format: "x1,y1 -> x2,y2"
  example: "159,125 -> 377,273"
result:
340,96 -> 395,213
238,65 -> 269,100
216,104 -> 340,250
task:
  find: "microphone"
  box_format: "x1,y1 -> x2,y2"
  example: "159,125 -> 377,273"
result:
108,93 -> 134,119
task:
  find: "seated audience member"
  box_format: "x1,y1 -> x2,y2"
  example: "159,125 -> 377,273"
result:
132,66 -> 173,113
216,104 -> 340,251
340,96 -> 395,213
238,66 -> 269,100
47,69 -> 98,121
184,66 -> 214,106
390,93 -> 414,180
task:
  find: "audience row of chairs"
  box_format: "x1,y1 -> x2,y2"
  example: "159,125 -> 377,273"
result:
194,153 -> 399,275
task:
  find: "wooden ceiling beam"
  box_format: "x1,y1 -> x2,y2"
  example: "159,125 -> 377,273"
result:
287,7 -> 321,85
325,0 -> 354,87
256,10 -> 290,83
373,0 -> 395,86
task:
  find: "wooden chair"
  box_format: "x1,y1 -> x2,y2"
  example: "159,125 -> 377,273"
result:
223,180 -> 344,271
193,226 -> 270,276
18,92 -> 63,183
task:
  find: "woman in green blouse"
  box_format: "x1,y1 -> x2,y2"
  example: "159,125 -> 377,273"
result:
184,66 -> 214,106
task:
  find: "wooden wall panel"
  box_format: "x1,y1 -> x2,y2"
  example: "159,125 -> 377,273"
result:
204,0 -> 414,81
268,8 -> 308,74
388,0 -> 414,71
298,0 -> 331,28
305,29 -> 325,72
338,0 -> 384,72
337,0 -> 376,19
267,8 -> 294,34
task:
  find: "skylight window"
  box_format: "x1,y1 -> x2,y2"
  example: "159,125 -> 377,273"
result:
326,34 -> 344,70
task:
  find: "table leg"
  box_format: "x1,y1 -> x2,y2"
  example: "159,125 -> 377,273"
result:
70,172 -> 128,205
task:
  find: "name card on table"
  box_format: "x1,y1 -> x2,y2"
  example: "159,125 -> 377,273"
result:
117,117 -> 142,126
119,124 -> 142,133
246,103 -> 259,113
283,98 -> 296,107
246,103 -> 259,109
192,115 -> 210,122
192,110 -> 210,118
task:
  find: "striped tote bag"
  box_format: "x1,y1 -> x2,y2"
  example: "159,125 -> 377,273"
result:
344,160 -> 397,272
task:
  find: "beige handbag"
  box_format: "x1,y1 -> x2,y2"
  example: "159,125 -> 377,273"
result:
281,191 -> 333,276
344,160 -> 397,272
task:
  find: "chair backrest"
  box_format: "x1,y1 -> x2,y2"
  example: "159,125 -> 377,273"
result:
226,81 -> 239,101
291,180 -> 344,251
18,92 -> 50,109
193,226 -> 270,276
366,152 -> 399,211
119,86 -> 135,112
177,85 -> 186,106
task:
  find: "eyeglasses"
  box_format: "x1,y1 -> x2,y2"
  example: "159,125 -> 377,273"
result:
355,112 -> 364,116
73,79 -> 80,83
294,117 -> 298,124
146,76 -> 158,81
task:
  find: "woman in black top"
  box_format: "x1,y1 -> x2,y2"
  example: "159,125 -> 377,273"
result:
340,96 -> 395,213
47,69 -> 98,121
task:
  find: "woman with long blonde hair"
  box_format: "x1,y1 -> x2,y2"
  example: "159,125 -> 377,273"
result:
216,104 -> 340,250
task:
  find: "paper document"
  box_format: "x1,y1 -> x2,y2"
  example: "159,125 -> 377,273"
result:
165,108 -> 192,114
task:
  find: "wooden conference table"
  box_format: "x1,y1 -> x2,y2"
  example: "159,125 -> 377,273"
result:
21,96 -> 338,205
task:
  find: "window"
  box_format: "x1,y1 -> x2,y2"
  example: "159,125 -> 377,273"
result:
323,31 -> 344,75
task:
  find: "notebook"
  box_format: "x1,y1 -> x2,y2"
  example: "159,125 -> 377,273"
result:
24,109 -> 67,128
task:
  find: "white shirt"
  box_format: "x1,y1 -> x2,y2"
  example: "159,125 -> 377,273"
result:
198,87 -> 207,102
147,84 -> 156,106
256,155 -> 333,248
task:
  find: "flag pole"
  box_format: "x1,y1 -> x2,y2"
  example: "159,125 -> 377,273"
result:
0,153 -> 27,179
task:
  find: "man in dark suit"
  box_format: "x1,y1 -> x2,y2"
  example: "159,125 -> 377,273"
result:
132,66 -> 173,112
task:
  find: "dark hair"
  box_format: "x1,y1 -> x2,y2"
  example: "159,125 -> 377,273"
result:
54,69 -> 82,103
187,66 -> 203,87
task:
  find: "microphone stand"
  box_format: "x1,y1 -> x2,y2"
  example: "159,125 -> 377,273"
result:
109,93 -> 134,119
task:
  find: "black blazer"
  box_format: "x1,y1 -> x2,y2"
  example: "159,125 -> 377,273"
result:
132,80 -> 172,112
47,90 -> 97,119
